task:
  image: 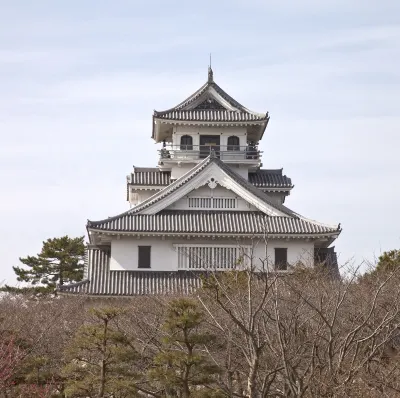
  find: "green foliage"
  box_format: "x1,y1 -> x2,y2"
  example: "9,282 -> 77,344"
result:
6,236 -> 85,293
360,250 -> 400,282
375,249 -> 400,273
149,299 -> 224,397
62,307 -> 140,398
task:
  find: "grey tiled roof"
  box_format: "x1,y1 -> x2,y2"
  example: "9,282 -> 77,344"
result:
93,156 -> 339,236
128,169 -> 292,189
130,168 -> 171,186
100,156 -> 297,229
248,169 -> 293,189
154,110 -> 268,122
58,248 -> 202,296
88,210 -> 340,236
153,73 -> 268,124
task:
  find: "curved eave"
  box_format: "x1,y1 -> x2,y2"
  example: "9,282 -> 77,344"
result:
260,186 -> 294,192
152,115 -> 269,142
88,228 -> 341,240
259,115 -> 270,140
151,74 -> 270,141
153,115 -> 269,123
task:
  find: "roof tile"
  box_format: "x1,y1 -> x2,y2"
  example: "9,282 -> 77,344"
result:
155,109 -> 268,122
88,210 -> 340,236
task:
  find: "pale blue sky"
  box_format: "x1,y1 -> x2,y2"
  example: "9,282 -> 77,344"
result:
1,0 -> 400,284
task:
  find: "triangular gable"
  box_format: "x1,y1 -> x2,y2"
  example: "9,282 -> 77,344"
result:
133,157 -> 293,217
88,156 -> 340,234
154,70 -> 266,117
192,97 -> 226,110
164,183 -> 259,211
183,85 -> 240,112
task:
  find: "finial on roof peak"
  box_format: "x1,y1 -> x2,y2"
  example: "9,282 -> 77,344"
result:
208,53 -> 213,83
208,66 -> 214,83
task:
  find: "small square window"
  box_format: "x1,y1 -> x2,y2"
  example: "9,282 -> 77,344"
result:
275,248 -> 288,270
138,246 -> 151,268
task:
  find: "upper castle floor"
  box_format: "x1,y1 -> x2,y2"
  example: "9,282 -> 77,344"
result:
152,67 -> 269,174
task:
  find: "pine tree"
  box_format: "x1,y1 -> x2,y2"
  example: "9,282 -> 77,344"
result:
149,299 -> 223,398
376,249 -> 400,273
62,307 -> 140,398
6,236 -> 85,293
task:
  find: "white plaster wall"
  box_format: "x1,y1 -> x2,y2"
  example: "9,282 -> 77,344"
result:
110,238 -> 177,271
129,189 -> 159,206
109,237 -> 315,272
251,239 -> 315,269
229,164 -> 249,179
170,164 -> 194,180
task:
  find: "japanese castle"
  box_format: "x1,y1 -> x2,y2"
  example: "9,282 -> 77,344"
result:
60,67 -> 341,296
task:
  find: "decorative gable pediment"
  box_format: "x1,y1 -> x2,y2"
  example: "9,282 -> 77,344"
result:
136,161 -> 290,217
183,85 -> 239,112
164,182 -> 258,211
193,97 -> 226,110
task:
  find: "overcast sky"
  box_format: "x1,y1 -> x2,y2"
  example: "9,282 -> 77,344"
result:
1,0 -> 399,284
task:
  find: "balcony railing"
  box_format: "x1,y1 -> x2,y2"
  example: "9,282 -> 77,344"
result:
159,145 -> 261,161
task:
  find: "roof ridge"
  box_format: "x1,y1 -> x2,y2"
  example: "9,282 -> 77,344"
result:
129,156 -> 213,214
89,157 -> 214,226
209,157 -> 296,217
154,81 -> 209,114
87,156 -> 211,227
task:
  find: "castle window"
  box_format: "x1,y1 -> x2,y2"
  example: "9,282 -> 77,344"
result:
275,248 -> 288,270
138,246 -> 151,268
227,135 -> 240,151
180,135 -> 193,150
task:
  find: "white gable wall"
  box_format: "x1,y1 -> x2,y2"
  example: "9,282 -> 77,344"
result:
140,162 -> 289,217
109,236 -> 315,271
165,185 -> 258,211
228,164 -> 249,179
